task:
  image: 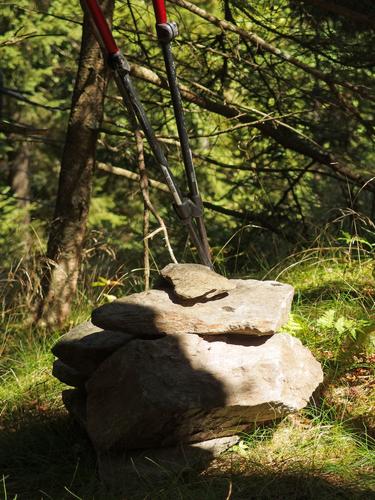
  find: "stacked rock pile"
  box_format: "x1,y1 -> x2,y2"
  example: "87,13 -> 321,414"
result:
52,263 -> 323,474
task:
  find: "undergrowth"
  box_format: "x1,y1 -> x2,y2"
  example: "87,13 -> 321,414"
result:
0,227 -> 374,499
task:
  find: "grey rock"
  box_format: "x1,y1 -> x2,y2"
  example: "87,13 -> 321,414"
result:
160,263 -> 235,300
85,333 -> 323,452
52,359 -> 87,389
51,321 -> 133,376
62,389 -> 87,428
91,279 -> 294,336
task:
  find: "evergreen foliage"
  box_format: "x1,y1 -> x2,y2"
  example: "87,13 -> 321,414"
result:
1,0 -> 374,276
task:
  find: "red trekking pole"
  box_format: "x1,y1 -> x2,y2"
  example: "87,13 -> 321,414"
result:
81,0 -> 212,268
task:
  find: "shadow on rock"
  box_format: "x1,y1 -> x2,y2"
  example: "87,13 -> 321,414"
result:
56,303 -> 232,488
51,280 -> 323,495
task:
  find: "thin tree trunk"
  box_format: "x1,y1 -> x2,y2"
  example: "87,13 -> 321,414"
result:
8,141 -> 31,226
135,130 -> 150,291
36,0 -> 114,327
5,140 -> 32,254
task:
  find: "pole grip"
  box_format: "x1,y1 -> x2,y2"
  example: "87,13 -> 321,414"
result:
152,0 -> 168,24
83,0 -> 119,55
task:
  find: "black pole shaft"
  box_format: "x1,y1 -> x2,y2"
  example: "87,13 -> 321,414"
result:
160,42 -> 197,197
160,40 -> 212,266
185,219 -> 213,267
111,56 -> 212,267
113,67 -> 183,207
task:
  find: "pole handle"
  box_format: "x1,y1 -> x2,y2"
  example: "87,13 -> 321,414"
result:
83,0 -> 119,55
152,0 -> 168,24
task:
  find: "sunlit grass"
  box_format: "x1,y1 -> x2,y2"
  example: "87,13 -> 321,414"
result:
278,253 -> 374,360
235,411 -> 374,476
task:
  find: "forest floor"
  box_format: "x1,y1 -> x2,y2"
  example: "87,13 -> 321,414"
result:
1,247 -> 374,499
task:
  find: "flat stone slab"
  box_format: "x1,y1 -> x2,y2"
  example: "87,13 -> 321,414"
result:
160,263 -> 235,300
91,279 -> 294,337
52,321 -> 133,376
52,359 -> 87,389
85,333 -> 323,452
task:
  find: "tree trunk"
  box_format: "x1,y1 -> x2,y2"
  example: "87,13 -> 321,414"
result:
8,141 -> 31,224
36,0 -> 114,327
7,140 -> 32,252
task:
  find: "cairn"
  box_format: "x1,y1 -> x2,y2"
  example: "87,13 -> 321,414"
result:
52,264 -> 323,481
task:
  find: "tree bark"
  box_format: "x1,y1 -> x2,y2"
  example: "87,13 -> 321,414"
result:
36,0 -> 114,327
5,140 -> 32,252
8,141 -> 31,220
135,130 -> 150,291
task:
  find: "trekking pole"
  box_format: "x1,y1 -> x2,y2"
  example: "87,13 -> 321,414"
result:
81,0 -> 213,268
151,0 -> 212,263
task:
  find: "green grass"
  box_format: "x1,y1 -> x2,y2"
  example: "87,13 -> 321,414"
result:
1,246 -> 374,499
279,252 -> 374,360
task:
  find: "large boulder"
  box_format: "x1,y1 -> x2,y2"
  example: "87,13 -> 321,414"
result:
91,279 -> 294,337
85,333 -> 323,452
62,389 -> 87,428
